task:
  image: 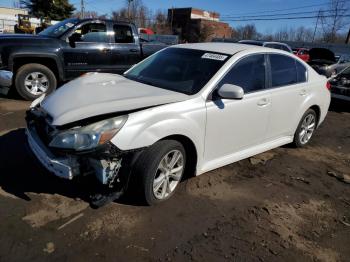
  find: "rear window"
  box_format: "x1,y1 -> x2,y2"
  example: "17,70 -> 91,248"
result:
270,54 -> 297,87
296,61 -> 307,83
114,24 -> 134,43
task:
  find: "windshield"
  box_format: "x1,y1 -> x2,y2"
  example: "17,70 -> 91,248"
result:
39,18 -> 79,37
124,48 -> 230,95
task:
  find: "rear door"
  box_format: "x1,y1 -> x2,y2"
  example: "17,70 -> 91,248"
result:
62,20 -> 112,78
109,23 -> 142,74
265,53 -> 309,140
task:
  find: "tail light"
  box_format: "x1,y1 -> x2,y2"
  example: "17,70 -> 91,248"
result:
326,81 -> 331,90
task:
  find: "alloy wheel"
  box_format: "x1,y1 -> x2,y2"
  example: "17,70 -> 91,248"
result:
299,114 -> 316,145
24,72 -> 49,96
153,150 -> 184,200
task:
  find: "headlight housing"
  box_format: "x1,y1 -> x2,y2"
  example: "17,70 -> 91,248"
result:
49,115 -> 128,151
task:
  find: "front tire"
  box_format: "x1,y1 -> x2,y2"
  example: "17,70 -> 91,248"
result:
15,63 -> 57,101
293,109 -> 317,148
134,140 -> 186,205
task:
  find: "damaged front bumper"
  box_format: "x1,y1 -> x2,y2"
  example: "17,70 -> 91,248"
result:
25,111 -> 141,191
25,107 -> 144,207
26,126 -> 80,180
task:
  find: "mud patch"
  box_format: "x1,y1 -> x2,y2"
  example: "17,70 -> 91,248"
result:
267,199 -> 339,262
22,194 -> 88,228
84,208 -> 140,240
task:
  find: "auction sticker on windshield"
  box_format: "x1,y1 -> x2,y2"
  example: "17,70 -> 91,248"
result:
201,53 -> 228,61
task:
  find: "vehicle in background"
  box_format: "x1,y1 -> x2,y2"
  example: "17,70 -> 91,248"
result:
35,17 -> 52,34
329,65 -> 350,102
324,54 -> 350,77
14,14 -> 35,34
308,48 -> 337,77
26,43 -> 330,206
308,48 -> 350,78
0,18 -> 167,100
239,40 -> 293,53
293,48 -> 310,62
138,28 -> 154,35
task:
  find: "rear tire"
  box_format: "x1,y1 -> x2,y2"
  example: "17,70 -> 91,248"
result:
15,63 -> 57,101
292,109 -> 317,148
133,140 -> 186,205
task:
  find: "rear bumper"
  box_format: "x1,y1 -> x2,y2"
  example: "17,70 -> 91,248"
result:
0,70 -> 12,87
26,127 -> 80,180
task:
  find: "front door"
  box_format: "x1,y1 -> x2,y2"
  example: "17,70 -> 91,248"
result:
204,54 -> 271,164
63,21 -> 112,79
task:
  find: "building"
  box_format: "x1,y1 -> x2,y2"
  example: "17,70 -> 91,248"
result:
0,6 -> 59,33
168,7 -> 232,42
0,6 -> 28,32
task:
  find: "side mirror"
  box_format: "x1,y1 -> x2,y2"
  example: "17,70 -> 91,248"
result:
217,84 -> 244,100
68,33 -> 82,48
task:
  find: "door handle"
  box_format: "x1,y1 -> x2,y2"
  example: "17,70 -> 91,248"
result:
299,89 -> 307,96
129,49 -> 139,53
257,98 -> 270,107
101,48 -> 111,53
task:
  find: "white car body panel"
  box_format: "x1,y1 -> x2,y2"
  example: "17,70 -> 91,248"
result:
37,43 -> 331,178
41,73 -> 189,126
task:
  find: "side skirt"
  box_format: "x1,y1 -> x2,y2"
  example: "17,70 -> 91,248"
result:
197,136 -> 293,176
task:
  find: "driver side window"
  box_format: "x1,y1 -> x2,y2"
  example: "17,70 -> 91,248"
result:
219,54 -> 266,93
70,22 -> 108,43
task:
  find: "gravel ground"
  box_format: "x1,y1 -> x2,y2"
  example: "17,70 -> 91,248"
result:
0,96 -> 349,262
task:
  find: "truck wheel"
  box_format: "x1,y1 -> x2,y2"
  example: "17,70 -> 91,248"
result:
15,63 -> 57,101
292,109 -> 317,148
134,140 -> 186,205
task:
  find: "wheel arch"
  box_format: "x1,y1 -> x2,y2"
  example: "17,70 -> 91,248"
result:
159,134 -> 198,179
309,104 -> 321,127
11,54 -> 64,83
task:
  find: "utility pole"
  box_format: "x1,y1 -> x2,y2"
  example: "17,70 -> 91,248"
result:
312,10 -> 321,43
127,0 -> 134,21
170,7 -> 174,33
346,28 -> 350,44
81,0 -> 85,19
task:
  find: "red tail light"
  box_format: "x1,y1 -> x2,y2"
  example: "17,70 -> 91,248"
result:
326,81 -> 331,90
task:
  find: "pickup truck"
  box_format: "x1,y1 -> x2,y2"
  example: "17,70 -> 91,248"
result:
0,18 -> 167,100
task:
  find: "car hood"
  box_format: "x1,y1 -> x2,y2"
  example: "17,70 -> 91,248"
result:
41,73 -> 189,126
309,48 -> 336,64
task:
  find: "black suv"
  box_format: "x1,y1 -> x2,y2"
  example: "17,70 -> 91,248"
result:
0,18 -> 166,100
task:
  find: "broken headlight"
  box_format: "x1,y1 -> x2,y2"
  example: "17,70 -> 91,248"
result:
49,115 -> 128,151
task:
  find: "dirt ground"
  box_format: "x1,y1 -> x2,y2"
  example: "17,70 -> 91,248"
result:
0,96 -> 349,262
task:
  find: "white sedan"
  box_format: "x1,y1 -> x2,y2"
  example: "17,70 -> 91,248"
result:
26,43 -> 331,206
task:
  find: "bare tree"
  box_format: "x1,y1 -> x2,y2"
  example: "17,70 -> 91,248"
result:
274,26 -> 290,41
112,8 -> 129,22
320,0 -> 350,42
151,10 -> 171,34
198,23 -> 214,42
73,10 -> 99,19
234,24 -> 260,40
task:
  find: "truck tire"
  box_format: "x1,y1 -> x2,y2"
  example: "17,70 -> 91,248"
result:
133,140 -> 186,205
15,63 -> 57,101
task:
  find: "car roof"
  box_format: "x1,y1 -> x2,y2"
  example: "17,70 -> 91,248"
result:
173,42 -> 272,55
